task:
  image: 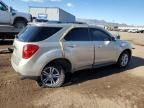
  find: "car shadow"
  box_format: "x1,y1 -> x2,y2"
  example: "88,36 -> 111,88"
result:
64,56 -> 144,86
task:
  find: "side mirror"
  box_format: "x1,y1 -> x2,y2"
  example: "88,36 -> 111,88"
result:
111,37 -> 116,41
115,34 -> 120,40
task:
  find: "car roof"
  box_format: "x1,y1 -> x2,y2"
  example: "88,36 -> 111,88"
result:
29,22 -> 105,30
29,22 -> 88,27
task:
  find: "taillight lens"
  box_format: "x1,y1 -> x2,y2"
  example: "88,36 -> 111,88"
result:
23,44 -> 39,59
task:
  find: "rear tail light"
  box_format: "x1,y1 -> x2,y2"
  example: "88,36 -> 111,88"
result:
23,44 -> 39,59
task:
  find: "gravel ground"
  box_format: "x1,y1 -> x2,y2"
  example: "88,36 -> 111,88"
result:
0,32 -> 144,108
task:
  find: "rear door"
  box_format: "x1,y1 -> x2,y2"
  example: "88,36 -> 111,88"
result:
63,27 -> 94,70
90,28 -> 117,64
0,2 -> 11,24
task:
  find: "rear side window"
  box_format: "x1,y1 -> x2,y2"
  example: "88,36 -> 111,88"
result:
64,28 -> 90,41
17,26 -> 62,42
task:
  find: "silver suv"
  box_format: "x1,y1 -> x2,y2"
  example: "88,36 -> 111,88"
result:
11,23 -> 132,88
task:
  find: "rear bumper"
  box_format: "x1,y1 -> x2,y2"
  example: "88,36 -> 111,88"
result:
11,62 -> 39,81
11,54 -> 41,77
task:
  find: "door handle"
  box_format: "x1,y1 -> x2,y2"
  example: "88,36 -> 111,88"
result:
67,45 -> 77,48
97,45 -> 103,48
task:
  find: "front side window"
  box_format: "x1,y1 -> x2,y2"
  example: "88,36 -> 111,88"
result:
0,3 -> 8,11
64,28 -> 90,41
90,28 -> 111,41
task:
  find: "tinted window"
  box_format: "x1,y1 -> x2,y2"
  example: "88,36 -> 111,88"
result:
17,26 -> 62,42
0,3 -> 7,11
64,28 -> 90,41
90,28 -> 111,41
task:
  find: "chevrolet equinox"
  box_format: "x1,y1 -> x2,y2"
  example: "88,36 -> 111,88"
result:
11,23 -> 132,88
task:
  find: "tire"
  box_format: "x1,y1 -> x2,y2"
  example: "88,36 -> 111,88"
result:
40,64 -> 65,88
116,51 -> 131,68
14,20 -> 27,29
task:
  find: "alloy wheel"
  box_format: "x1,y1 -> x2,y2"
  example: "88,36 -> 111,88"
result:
121,54 -> 129,67
41,67 -> 60,86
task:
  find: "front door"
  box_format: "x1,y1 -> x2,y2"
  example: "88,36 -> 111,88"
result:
90,28 -> 117,64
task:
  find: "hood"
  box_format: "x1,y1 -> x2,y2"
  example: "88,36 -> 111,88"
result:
16,11 -> 31,16
12,10 -> 31,18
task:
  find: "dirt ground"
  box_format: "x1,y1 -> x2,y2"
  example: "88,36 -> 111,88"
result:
0,32 -> 144,108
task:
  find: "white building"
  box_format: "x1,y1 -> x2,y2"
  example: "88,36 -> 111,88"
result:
29,7 -> 76,23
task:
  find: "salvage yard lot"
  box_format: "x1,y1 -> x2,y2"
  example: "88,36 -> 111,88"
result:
0,32 -> 144,108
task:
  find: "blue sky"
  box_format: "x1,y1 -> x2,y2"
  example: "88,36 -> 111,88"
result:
4,0 -> 144,25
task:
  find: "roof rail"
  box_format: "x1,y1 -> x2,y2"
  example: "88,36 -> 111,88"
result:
68,22 -> 87,24
47,21 -> 87,24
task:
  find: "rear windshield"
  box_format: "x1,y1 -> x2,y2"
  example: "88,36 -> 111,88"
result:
17,26 -> 62,42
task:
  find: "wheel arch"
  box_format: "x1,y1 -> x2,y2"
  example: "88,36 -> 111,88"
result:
118,49 -> 132,61
44,58 -> 72,73
121,49 -> 132,56
13,17 -> 28,25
